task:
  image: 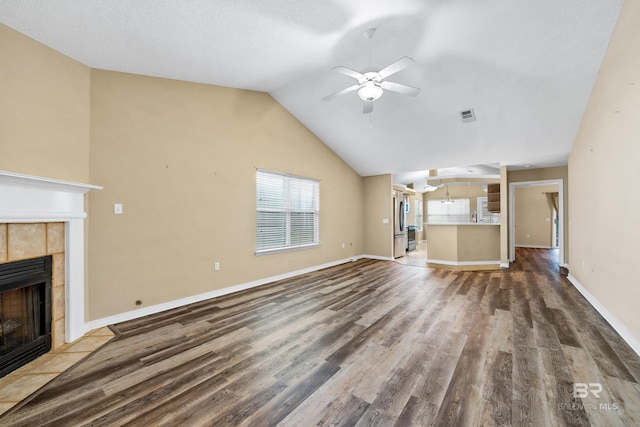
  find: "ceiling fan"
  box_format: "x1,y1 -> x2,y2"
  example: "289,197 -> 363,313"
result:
322,29 -> 421,114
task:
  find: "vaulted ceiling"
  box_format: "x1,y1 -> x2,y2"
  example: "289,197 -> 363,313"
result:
0,0 -> 623,185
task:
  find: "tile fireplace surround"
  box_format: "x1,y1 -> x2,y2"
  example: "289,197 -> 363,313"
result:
0,171 -> 101,345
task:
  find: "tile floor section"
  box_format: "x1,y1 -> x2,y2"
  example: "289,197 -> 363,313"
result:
0,326 -> 115,415
394,241 -> 429,267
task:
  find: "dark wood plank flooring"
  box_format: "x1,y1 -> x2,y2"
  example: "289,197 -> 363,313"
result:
1,248 -> 639,426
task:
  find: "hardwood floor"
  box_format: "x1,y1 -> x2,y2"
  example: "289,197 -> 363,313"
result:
1,248 -> 639,426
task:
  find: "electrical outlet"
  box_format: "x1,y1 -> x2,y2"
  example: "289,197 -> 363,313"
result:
214,262 -> 220,271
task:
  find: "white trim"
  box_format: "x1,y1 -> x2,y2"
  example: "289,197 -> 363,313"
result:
426,259 -> 500,266
0,212 -> 87,222
0,170 -> 102,193
515,244 -> 553,249
567,274 -> 640,357
255,243 -> 321,256
500,262 -> 510,269
65,219 -> 87,342
88,255 -> 373,329
509,179 -> 564,266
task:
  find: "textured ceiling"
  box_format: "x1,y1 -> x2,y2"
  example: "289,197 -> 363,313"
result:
0,0 -> 624,184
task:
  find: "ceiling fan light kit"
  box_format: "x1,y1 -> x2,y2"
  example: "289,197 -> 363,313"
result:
358,79 -> 383,102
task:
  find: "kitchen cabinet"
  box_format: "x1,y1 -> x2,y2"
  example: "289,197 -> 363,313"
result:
487,183 -> 500,213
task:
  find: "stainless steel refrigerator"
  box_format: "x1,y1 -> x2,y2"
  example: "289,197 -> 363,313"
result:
393,191 -> 406,258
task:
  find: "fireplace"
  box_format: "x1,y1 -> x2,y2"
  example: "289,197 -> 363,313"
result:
0,256 -> 52,377
0,170 -> 101,348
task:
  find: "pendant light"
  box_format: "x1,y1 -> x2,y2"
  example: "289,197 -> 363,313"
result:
441,186 -> 454,204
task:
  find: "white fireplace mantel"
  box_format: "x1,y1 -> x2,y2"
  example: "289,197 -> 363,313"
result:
0,170 -> 102,343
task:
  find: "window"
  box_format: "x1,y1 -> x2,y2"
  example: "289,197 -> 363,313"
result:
256,169 -> 319,254
427,198 -> 470,224
414,199 -> 423,231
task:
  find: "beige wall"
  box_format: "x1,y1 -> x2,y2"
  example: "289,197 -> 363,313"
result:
88,70 -> 364,319
514,184 -> 558,248
568,0 -> 640,346
425,225 -> 457,261
425,225 -> 500,263
457,225 -> 501,262
0,24 -> 90,182
363,175 -> 393,258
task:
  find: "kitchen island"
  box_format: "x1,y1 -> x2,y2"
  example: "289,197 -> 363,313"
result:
425,223 -> 500,268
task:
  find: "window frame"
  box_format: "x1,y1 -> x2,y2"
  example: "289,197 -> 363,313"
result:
255,169 -> 320,255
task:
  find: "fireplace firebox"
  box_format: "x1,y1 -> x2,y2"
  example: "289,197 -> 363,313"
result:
0,256 -> 52,377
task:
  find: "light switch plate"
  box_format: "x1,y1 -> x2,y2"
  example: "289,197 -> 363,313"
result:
114,203 -> 123,215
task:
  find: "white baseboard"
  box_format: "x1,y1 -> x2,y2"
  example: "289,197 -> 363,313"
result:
360,254 -> 394,261
515,244 -> 553,249
567,274 -> 640,358
426,259 -> 500,267
86,255 -> 370,331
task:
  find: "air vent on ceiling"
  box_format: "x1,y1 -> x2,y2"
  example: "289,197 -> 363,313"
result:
460,109 -> 476,123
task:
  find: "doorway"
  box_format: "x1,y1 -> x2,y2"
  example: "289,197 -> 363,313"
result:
508,179 -> 564,267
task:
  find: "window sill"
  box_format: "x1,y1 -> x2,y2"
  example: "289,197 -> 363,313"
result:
255,243 -> 320,256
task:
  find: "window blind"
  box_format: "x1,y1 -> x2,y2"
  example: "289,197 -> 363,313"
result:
427,198 -> 470,223
256,169 -> 319,254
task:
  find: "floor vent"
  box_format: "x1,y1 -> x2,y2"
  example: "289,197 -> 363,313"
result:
460,109 -> 476,123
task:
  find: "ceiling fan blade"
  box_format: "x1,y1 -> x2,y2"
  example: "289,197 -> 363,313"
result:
380,81 -> 421,97
332,66 -> 364,81
363,102 -> 374,114
378,56 -> 415,79
322,84 -> 361,102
